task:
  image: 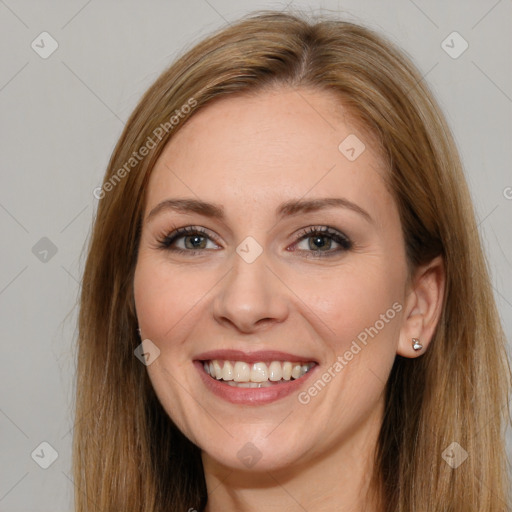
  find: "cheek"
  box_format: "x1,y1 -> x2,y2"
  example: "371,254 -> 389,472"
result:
295,260 -> 404,349
133,256 -> 207,442
308,266 -> 402,411
133,255 -> 208,343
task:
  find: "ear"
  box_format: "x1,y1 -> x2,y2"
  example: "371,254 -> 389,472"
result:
397,255 -> 445,358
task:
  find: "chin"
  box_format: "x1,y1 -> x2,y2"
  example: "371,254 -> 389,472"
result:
200,434 -> 308,473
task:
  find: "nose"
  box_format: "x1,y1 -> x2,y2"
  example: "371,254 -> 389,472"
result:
212,250 -> 290,334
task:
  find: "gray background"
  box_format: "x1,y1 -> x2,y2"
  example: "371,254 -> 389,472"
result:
1,0 -> 511,510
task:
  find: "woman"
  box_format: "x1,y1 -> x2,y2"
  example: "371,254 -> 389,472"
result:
74,10 -> 511,512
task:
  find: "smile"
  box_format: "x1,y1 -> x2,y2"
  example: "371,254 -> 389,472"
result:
194,349 -> 319,404
202,359 -> 315,388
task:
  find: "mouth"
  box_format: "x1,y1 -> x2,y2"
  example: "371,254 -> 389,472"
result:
193,350 -> 318,405
201,359 -> 315,388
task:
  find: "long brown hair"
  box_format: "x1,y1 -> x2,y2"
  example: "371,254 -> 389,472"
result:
74,10 -> 511,511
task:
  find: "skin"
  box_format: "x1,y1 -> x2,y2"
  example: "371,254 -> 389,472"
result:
133,86 -> 445,511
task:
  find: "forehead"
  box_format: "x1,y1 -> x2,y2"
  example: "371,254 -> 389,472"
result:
145,87 -> 393,225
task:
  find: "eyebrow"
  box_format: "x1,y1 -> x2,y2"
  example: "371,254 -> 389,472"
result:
146,197 -> 373,224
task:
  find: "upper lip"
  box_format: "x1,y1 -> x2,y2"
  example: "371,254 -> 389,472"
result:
194,349 -> 318,364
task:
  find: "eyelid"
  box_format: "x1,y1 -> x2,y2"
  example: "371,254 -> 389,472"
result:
294,225 -> 351,242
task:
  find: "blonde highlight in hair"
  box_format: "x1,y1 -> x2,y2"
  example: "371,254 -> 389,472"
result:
74,10 -> 511,511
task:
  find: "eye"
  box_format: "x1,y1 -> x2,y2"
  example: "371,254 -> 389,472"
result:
157,226 -> 221,253
290,226 -> 352,257
156,225 -> 352,258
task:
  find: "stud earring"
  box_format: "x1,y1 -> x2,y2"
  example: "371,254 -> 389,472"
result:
137,327 -> 141,338
412,338 -> 423,351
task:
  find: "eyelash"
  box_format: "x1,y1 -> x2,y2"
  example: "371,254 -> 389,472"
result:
156,225 -> 353,258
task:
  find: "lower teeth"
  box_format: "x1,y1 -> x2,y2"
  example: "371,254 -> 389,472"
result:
224,379 -> 291,388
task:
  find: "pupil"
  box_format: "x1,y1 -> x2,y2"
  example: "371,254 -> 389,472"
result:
310,236 -> 330,250
186,235 -> 205,249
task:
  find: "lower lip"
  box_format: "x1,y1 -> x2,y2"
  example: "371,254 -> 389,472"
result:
194,361 -> 317,405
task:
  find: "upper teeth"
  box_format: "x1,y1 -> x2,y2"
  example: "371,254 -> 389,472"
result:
203,360 -> 314,383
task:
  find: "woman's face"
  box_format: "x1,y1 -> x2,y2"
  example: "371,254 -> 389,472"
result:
134,87 -> 410,473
